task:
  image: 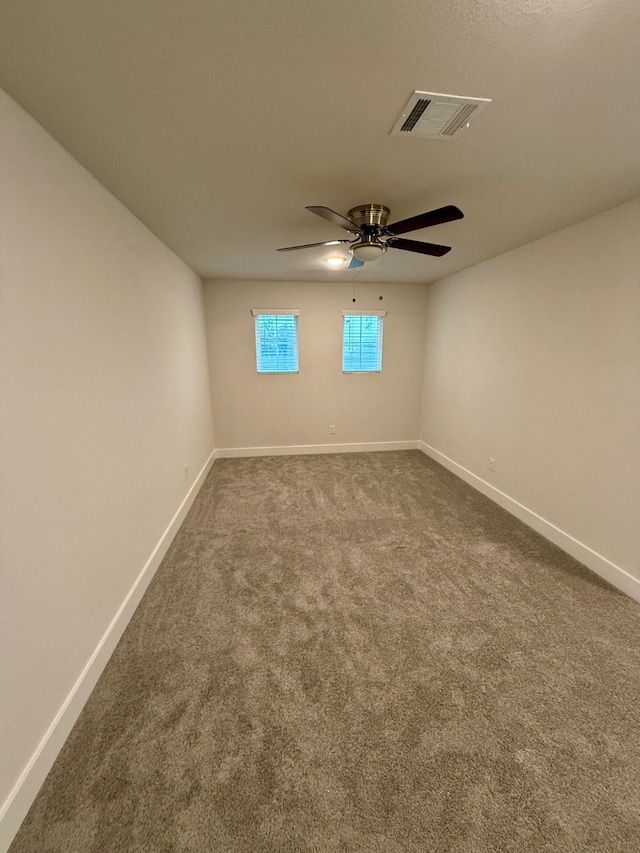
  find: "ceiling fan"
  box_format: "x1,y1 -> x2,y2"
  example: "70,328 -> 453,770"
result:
277,203 -> 464,268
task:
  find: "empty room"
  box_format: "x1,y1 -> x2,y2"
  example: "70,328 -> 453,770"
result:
1,1 -> 639,851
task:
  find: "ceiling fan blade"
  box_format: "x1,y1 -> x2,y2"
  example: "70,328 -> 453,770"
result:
276,239 -> 351,252
348,256 -> 365,270
384,205 -> 464,236
306,206 -> 361,234
386,237 -> 451,257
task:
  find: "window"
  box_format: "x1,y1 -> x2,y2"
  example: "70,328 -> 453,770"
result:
252,309 -> 299,373
342,310 -> 386,372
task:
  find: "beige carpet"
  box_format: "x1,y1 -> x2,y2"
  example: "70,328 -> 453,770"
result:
10,451 -> 640,852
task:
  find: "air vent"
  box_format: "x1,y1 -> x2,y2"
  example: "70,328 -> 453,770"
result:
391,91 -> 491,139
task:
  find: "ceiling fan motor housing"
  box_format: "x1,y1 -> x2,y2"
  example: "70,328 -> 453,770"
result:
347,204 -> 390,230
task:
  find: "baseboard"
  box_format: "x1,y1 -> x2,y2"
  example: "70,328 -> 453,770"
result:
418,442 -> 640,604
216,440 -> 419,458
0,449 -> 217,853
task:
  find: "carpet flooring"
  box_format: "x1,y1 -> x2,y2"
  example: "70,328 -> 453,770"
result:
9,451 -> 640,852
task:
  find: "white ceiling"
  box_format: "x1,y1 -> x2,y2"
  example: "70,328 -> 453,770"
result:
1,0 -> 638,284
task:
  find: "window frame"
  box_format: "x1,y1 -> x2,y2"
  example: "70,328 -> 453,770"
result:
251,309 -> 300,375
341,309 -> 387,374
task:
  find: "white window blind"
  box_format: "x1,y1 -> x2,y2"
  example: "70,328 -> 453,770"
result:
342,310 -> 387,372
251,309 -> 299,373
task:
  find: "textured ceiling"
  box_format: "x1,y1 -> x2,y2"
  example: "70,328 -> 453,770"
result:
0,0 -> 638,283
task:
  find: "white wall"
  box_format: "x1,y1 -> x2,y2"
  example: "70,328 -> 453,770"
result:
0,88 -> 215,845
204,280 -> 428,450
420,198 -> 640,590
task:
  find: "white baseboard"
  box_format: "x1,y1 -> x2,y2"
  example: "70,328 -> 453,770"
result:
418,441 -> 640,604
216,440 -> 419,458
0,449 -> 217,853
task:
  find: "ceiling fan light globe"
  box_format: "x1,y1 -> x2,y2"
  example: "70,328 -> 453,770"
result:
351,241 -> 386,262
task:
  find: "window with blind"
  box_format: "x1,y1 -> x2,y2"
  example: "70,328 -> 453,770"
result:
251,309 -> 299,373
342,310 -> 386,372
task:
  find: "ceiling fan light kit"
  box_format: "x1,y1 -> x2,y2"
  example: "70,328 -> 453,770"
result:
351,239 -> 387,262
277,202 -> 464,264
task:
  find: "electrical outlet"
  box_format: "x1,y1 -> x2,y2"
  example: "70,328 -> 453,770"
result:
488,457 -> 496,472
329,424 -> 336,435
184,464 -> 189,478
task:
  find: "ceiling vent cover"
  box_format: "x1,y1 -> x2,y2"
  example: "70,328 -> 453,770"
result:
391,91 -> 491,139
